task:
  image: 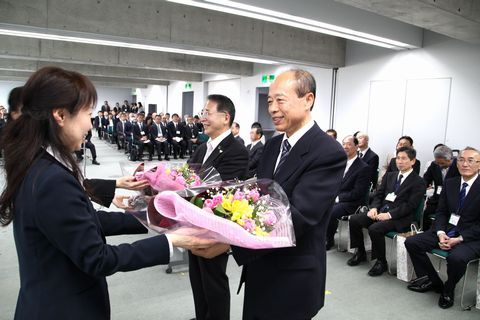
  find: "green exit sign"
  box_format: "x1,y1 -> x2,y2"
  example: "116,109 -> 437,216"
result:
184,83 -> 192,90
262,74 -> 275,84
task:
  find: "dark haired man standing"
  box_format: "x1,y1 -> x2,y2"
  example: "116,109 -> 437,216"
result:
188,94 -> 248,320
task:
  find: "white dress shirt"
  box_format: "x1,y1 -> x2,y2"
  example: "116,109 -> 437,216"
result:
203,129 -> 232,164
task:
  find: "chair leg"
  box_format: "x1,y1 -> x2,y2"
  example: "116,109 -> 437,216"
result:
460,259 -> 479,310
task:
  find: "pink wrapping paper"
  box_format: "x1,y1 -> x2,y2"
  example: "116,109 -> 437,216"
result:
154,191 -> 295,249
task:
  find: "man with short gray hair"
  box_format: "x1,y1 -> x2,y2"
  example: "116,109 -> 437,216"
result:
357,132 -> 379,189
423,144 -> 460,229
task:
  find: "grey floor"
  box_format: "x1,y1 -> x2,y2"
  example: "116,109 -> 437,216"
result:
0,136 -> 479,320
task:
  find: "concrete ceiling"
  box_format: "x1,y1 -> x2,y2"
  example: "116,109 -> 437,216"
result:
0,0 -> 478,87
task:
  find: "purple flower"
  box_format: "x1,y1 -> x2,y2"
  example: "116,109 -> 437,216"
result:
204,199 -> 215,209
248,189 -> 260,202
212,194 -> 223,207
233,191 -> 245,201
176,176 -> 186,186
243,218 -> 256,233
262,211 -> 277,225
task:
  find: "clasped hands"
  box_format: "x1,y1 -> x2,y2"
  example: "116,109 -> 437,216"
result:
438,233 -> 461,251
367,208 -> 391,221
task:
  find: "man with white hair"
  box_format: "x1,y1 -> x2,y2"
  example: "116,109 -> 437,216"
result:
423,145 -> 460,229
357,132 -> 379,189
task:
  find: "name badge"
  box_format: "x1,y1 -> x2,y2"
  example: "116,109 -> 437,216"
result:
449,213 -> 460,226
385,192 -> 396,202
141,131 -> 145,136
176,130 -> 181,135
436,186 -> 443,195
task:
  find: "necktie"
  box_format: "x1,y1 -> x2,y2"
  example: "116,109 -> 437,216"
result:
447,182 -> 469,237
394,174 -> 403,193
359,152 -> 364,159
157,124 -> 162,136
457,182 -> 468,212
275,139 -> 291,173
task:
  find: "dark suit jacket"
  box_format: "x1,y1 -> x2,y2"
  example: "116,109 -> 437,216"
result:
13,151 -> 170,319
337,157 -> 371,210
246,141 -> 264,178
124,120 -> 133,137
360,148 -> 379,189
235,135 -> 245,146
387,157 -> 421,174
149,123 -> 169,141
232,124 -> 347,319
184,123 -> 199,140
371,171 -> 426,230
188,132 -> 248,181
433,176 -> 480,243
423,159 -> 460,205
167,122 -> 185,142
93,116 -> 104,129
132,121 -> 147,141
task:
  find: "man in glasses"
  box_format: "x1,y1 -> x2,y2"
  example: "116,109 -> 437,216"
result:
187,94 -> 249,320
405,147 -> 480,309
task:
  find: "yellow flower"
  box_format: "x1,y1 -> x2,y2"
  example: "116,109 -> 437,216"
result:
254,226 -> 269,237
221,195 -> 234,212
165,169 -> 171,175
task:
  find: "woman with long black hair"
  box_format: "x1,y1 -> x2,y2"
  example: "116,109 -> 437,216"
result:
0,66 -> 213,319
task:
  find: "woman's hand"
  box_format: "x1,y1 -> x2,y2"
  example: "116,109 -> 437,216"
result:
116,175 -> 150,190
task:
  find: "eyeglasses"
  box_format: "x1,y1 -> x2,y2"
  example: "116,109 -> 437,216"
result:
200,110 -> 226,118
457,157 -> 480,165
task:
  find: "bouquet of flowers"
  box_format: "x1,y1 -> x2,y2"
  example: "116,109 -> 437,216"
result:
147,179 -> 296,249
122,162 -> 220,210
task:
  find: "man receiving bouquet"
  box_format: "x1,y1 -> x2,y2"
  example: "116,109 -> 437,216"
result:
191,70 -> 347,320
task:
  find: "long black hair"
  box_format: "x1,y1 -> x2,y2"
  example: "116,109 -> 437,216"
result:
0,66 -> 97,226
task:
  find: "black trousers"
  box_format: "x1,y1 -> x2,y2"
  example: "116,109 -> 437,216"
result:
189,251 -> 230,320
326,202 -> 358,244
405,231 -> 480,293
153,140 -> 169,158
349,213 -> 399,261
170,140 -> 186,157
134,140 -> 153,157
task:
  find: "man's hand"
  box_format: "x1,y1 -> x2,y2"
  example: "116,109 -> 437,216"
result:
191,243 -> 231,259
376,213 -> 391,221
116,176 -> 150,190
438,235 -> 461,251
168,234 -> 218,251
367,208 -> 378,220
112,195 -> 133,210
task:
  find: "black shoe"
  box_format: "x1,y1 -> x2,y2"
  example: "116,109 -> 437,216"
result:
158,156 -> 162,161
148,155 -> 153,161
407,276 -> 442,293
164,157 -> 170,161
438,290 -> 454,309
368,260 -> 387,276
174,156 -> 178,159
347,250 -> 367,266
92,159 -> 100,165
180,155 -> 185,159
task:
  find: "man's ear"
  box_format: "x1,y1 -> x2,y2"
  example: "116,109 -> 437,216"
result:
52,108 -> 66,127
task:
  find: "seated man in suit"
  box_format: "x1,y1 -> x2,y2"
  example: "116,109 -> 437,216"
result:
386,136 -> 421,174
184,115 -> 200,156
93,111 -> 104,139
150,115 -> 170,161
115,112 -> 127,150
246,126 -> 264,178
423,145 -> 460,230
405,147 -> 480,309
326,128 -> 337,139
348,146 -> 426,276
167,113 -> 186,159
356,132 -> 380,190
75,130 -> 100,165
132,113 -> 153,161
326,135 -> 371,250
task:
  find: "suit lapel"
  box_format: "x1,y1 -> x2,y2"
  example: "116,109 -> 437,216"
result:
459,177 -> 480,214
342,158 -> 359,182
274,127 -> 317,185
202,133 -> 234,169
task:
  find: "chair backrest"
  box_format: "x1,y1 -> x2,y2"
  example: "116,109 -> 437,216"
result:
413,197 -> 426,228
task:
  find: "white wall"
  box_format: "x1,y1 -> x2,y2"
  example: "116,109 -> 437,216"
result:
95,86 -> 132,113
335,30 -> 480,174
167,81 -> 204,116
203,64 -> 334,143
136,85 -> 168,113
